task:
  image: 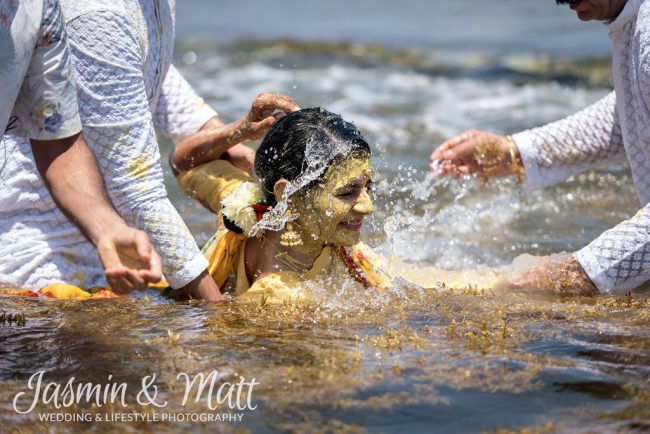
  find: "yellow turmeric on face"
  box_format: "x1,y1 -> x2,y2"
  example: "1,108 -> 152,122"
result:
294,157 -> 373,248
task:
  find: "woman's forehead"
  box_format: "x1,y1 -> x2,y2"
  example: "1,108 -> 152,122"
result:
325,157 -> 372,187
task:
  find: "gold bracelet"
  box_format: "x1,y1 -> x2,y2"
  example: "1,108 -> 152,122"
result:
506,135 -> 525,184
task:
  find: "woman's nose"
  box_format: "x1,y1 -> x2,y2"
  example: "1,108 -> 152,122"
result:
353,190 -> 373,215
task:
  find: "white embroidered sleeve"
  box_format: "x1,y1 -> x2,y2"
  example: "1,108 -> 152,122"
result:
13,0 -> 81,140
576,46 -> 650,294
152,64 -> 218,144
65,11 -> 207,288
512,92 -> 625,191
576,205 -> 650,293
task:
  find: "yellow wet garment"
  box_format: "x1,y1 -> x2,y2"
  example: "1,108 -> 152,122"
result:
203,229 -> 247,290
200,231 -> 387,304
40,283 -> 117,299
0,283 -> 117,300
177,159 -> 255,214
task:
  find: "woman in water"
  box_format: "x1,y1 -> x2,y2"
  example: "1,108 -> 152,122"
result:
171,107 -> 388,303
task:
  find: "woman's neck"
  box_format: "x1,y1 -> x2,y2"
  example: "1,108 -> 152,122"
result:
267,231 -> 324,271
245,232 -> 326,282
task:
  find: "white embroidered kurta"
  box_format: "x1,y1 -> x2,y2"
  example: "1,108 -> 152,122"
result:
513,0 -> 650,294
0,0 -> 216,289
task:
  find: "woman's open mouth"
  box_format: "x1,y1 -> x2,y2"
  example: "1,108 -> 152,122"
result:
338,219 -> 363,231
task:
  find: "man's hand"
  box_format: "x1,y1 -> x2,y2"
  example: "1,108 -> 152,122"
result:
429,130 -> 520,178
500,254 -> 599,297
97,226 -> 162,292
234,92 -> 300,142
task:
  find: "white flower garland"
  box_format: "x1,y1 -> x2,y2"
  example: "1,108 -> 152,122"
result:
221,182 -> 265,235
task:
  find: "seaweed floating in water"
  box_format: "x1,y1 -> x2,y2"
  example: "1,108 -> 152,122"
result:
0,311 -> 27,327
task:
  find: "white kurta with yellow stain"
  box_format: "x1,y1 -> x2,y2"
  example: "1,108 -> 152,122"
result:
0,0 -> 216,289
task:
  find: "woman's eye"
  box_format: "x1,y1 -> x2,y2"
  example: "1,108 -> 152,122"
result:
337,182 -> 372,198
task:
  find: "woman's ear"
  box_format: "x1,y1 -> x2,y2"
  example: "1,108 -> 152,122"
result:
273,179 -> 289,203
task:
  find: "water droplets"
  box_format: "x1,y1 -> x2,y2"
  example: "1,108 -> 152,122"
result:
182,51 -> 197,65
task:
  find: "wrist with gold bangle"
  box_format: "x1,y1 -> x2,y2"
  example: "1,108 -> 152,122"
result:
473,139 -> 502,178
505,135 -> 525,183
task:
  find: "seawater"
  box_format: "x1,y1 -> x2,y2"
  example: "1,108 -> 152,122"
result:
1,2 -> 649,433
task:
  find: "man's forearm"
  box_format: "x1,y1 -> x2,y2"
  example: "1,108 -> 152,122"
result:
31,133 -> 129,245
179,270 -> 224,301
173,117 -> 245,171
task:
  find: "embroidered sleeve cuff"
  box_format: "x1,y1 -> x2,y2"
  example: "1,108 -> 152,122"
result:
165,252 -> 209,289
574,248 -> 612,294
575,246 -> 649,295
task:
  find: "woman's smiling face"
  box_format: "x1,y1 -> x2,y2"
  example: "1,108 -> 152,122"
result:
295,157 -> 373,248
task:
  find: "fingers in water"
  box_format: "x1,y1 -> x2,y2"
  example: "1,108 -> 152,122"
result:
144,251 -> 163,283
457,165 -> 473,176
430,143 -> 450,162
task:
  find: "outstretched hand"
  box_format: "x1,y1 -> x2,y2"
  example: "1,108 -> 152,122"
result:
97,227 -> 162,292
495,253 -> 599,297
429,129 -> 517,178
237,92 -> 300,142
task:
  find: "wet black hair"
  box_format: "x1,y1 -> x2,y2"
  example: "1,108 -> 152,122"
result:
254,107 -> 371,205
555,0 -> 579,4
